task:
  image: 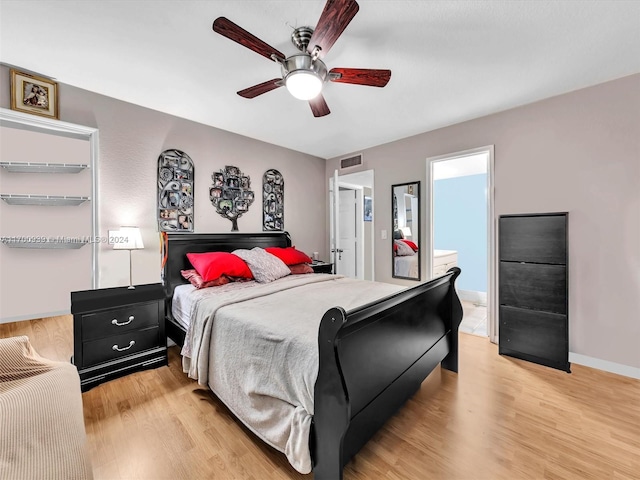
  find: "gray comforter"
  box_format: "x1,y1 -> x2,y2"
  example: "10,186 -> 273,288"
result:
181,274 -> 403,473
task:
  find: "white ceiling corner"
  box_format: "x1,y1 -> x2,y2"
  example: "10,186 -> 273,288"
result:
1,0 -> 638,159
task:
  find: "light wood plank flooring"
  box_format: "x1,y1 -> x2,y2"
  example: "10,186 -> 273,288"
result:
2,315 -> 639,479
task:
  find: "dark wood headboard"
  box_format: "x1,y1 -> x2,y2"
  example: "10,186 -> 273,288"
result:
162,232 -> 292,299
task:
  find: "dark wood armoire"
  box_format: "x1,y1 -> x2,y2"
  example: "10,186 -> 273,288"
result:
498,212 -> 570,372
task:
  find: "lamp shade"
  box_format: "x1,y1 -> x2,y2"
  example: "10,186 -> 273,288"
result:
400,227 -> 412,239
113,227 -> 144,250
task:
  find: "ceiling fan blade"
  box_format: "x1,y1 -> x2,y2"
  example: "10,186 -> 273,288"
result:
213,17 -> 285,62
309,94 -> 331,117
329,68 -> 391,87
237,79 -> 283,99
307,0 -> 359,58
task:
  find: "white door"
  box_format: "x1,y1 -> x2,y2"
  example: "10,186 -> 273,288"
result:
338,189 -> 357,278
329,169 -> 374,280
330,170 -> 339,269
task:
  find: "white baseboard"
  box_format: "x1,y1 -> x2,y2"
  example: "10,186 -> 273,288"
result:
458,290 -> 487,306
0,310 -> 70,324
569,352 -> 640,380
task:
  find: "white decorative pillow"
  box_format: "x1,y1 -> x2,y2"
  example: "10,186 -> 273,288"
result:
232,247 -> 291,283
394,239 -> 415,256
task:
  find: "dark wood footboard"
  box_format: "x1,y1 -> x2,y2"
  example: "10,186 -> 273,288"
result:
311,268 -> 462,480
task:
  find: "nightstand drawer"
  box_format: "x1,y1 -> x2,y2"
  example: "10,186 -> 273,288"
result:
82,326 -> 160,367
81,302 -> 159,341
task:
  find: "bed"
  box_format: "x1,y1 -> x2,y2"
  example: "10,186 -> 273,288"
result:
162,232 -> 462,479
394,254 -> 419,278
393,236 -> 420,278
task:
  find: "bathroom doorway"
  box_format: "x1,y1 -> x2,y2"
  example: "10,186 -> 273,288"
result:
427,147 -> 496,342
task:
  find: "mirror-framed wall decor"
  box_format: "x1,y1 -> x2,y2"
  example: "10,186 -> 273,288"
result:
392,181 -> 420,280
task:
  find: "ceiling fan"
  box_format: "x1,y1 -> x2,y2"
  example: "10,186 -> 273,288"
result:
212,0 -> 391,117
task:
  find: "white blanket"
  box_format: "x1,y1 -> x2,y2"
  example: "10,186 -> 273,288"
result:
180,274 -> 403,473
394,254 -> 419,278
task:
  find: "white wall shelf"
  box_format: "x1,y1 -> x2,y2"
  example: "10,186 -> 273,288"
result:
0,107 -> 100,322
0,194 -> 90,206
0,238 -> 88,249
0,161 -> 89,173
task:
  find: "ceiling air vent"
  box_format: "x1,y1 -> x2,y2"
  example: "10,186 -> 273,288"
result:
340,154 -> 363,169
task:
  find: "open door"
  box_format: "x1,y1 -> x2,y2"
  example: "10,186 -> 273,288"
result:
330,170 -> 357,277
338,188 -> 357,277
330,170 -> 340,273
330,169 -> 375,280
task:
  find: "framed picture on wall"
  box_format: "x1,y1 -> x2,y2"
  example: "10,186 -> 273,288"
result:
10,69 -> 59,119
364,196 -> 372,222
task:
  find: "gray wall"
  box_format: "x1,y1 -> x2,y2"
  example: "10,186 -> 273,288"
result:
326,74 -> 640,371
3,62 -> 637,372
0,65 -> 327,289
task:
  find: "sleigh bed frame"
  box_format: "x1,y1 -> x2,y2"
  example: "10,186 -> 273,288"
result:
162,232 -> 462,480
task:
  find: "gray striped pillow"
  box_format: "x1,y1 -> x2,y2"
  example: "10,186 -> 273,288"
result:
232,247 -> 291,283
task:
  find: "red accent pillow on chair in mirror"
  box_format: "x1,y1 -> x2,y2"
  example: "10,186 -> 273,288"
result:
401,239 -> 419,252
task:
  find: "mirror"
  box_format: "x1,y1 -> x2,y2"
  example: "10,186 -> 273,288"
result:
392,182 -> 420,280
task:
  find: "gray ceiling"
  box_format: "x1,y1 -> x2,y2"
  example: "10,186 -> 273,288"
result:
1,0 -> 639,159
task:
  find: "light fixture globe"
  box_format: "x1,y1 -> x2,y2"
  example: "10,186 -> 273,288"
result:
282,53 -> 327,101
285,71 -> 323,100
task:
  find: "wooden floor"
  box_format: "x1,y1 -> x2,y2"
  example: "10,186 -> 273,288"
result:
2,315 -> 639,479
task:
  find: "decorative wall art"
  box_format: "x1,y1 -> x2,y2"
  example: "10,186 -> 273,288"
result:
262,169 -> 284,231
157,149 -> 194,232
10,69 -> 59,119
210,165 -> 254,231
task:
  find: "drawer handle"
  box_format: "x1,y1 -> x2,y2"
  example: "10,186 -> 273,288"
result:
112,315 -> 134,327
112,340 -> 135,352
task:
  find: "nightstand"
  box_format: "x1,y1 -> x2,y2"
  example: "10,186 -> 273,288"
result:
71,283 -> 167,392
310,261 -> 334,274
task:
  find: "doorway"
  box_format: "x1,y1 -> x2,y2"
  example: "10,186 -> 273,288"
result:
338,188 -> 358,278
426,147 -> 496,343
329,169 -> 375,280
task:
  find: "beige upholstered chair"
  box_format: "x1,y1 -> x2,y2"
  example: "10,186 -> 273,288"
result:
0,336 -> 93,480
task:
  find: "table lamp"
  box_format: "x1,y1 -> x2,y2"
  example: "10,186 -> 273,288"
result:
113,226 -> 144,289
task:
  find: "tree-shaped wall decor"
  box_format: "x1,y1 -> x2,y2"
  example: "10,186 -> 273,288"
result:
209,165 -> 254,231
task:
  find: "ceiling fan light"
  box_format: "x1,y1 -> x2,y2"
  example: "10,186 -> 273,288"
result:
285,71 -> 323,100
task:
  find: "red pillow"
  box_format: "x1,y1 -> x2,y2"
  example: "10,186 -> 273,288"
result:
289,263 -> 314,275
265,246 -> 312,266
186,252 -> 253,282
181,269 -> 231,289
401,239 -> 419,252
